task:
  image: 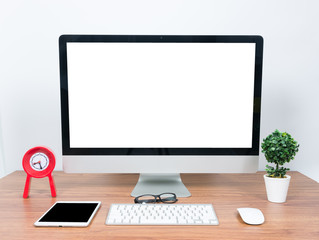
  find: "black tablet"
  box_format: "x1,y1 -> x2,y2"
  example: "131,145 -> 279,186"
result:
34,201 -> 101,227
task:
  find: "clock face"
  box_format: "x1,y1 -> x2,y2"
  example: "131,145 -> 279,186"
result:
23,146 -> 55,177
30,152 -> 49,171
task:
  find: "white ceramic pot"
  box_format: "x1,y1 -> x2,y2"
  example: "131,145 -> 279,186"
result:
264,174 -> 291,203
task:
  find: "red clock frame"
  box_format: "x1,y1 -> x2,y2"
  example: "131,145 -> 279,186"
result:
22,146 -> 56,198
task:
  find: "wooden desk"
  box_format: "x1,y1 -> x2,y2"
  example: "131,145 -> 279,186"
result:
0,171 -> 318,240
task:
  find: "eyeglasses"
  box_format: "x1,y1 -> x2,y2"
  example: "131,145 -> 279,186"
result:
134,192 -> 178,204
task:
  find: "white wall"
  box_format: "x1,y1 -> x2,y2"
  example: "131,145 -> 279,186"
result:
0,114 -> 5,177
0,0 -> 318,181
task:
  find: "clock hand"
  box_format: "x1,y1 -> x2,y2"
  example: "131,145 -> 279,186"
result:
33,161 -> 43,169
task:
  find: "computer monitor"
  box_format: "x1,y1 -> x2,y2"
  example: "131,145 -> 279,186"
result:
59,35 -> 263,197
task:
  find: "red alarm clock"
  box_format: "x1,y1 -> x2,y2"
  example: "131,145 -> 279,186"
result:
22,146 -> 56,198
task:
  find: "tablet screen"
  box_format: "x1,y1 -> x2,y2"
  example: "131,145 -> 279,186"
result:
38,202 -> 99,222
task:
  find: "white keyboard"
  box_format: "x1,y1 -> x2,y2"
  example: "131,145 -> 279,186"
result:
105,204 -> 219,225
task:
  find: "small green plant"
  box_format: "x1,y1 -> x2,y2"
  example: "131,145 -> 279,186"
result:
261,129 -> 299,178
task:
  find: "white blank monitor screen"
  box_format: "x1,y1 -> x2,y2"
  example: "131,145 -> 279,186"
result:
66,42 -> 256,149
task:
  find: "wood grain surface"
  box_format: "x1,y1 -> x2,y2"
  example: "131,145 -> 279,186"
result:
0,171 -> 318,240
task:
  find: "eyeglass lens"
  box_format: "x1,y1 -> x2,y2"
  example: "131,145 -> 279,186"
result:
136,195 -> 158,204
159,193 -> 177,203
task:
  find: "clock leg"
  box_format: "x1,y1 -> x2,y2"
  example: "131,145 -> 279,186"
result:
48,174 -> 56,197
23,175 -> 31,198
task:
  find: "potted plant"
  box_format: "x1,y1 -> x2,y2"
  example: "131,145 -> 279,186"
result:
261,129 -> 299,203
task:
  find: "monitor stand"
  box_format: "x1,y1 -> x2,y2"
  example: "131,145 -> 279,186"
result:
131,173 -> 191,197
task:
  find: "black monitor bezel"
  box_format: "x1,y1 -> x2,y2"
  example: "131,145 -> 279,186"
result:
59,35 -> 263,155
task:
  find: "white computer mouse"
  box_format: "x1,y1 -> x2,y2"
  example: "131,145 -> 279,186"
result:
237,208 -> 265,225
